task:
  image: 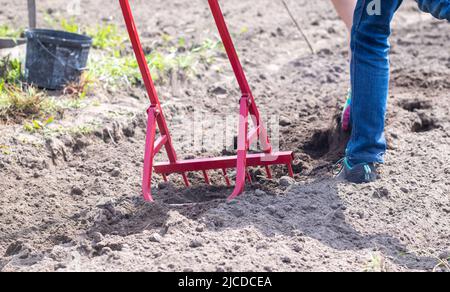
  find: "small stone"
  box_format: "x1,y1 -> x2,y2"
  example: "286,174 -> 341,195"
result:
230,207 -> 245,218
400,187 -> 409,194
333,210 -> 345,220
279,116 -> 292,127
292,244 -> 302,253
91,232 -> 103,243
211,86 -> 227,95
149,233 -> 162,243
281,256 -> 292,264
195,225 -> 205,233
70,186 -> 83,196
101,247 -> 113,255
265,205 -> 277,215
279,176 -> 295,187
110,168 -> 121,177
374,187 -> 390,198
357,211 -> 365,219
331,203 -> 340,210
4,241 -> 23,257
54,263 -> 67,271
255,189 -> 266,197
122,126 -> 135,138
189,239 -> 204,248
158,182 -> 171,190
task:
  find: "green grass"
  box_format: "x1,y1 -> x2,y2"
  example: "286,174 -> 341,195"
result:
0,85 -> 60,122
46,16 -> 126,52
0,25 -> 23,39
89,37 -> 224,88
0,57 -> 22,93
23,116 -> 55,133
44,16 -> 225,89
87,24 -> 125,51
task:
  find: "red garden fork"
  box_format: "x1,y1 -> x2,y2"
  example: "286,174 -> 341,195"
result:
119,0 -> 295,202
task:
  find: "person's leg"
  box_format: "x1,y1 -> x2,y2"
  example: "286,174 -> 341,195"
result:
346,0 -> 403,165
331,0 -> 357,132
331,0 -> 358,31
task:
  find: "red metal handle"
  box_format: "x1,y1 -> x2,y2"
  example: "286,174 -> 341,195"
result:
119,0 -> 178,164
208,0 -> 252,96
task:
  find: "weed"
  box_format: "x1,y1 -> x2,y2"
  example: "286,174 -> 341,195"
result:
63,72 -> 95,99
0,56 -> 22,92
70,124 -> 96,135
23,116 -> 55,133
0,85 -> 58,122
43,15 -> 225,88
46,15 -> 125,52
364,253 -> 387,272
0,25 -> 23,39
51,122 -> 98,136
0,144 -> 11,155
60,17 -> 80,33
87,23 -> 125,51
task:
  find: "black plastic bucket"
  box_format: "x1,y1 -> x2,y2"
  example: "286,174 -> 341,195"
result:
25,29 -> 92,90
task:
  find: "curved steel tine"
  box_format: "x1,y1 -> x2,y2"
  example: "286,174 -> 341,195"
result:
265,165 -> 273,179
222,169 -> 231,186
203,170 -> 210,185
287,163 -> 294,177
182,173 -> 190,187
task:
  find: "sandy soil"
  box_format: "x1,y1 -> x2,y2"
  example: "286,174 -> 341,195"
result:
0,0 -> 449,272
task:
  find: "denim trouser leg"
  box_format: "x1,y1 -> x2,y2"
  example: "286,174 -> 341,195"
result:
346,0 -> 403,165
416,0 -> 450,21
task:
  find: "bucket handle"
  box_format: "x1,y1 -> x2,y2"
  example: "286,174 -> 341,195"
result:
35,38 -> 88,72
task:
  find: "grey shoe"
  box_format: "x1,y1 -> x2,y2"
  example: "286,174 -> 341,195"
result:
335,158 -> 378,184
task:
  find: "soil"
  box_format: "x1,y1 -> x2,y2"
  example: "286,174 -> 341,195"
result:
0,0 -> 449,272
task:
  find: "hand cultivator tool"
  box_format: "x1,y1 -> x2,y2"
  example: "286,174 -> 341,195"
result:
119,0 -> 294,202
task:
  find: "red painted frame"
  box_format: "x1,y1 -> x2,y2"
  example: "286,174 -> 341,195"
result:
119,0 -> 294,202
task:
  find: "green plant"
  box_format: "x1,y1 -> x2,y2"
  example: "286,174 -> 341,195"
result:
0,57 -> 22,92
63,72 -> 95,99
87,23 -> 125,51
0,144 -> 11,155
0,25 -> 22,38
0,85 -> 60,122
364,253 -> 387,272
23,116 -> 55,133
60,17 -> 80,33
45,15 -> 126,51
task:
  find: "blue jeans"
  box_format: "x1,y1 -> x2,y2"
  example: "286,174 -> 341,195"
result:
346,0 -> 450,165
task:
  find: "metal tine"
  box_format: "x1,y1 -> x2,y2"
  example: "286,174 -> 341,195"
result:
265,166 -> 273,179
202,170 -> 210,185
287,163 -> 294,177
162,174 -> 168,182
246,171 -> 252,184
182,173 -> 190,187
222,169 -> 231,186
